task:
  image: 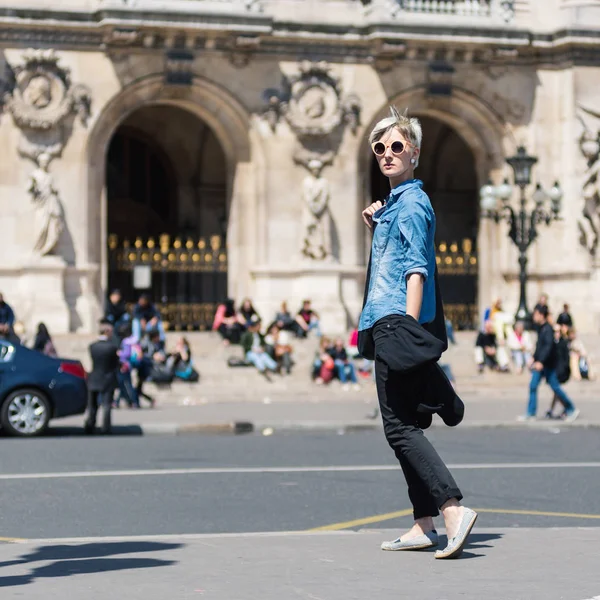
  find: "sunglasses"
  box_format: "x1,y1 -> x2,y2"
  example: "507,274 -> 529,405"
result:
371,140 -> 413,157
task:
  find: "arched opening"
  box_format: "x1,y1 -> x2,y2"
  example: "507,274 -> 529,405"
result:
370,116 -> 479,329
106,104 -> 228,330
107,127 -> 177,239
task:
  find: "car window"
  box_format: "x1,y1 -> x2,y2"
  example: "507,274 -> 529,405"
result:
0,342 -> 15,362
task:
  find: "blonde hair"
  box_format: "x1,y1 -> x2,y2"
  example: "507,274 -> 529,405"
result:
369,106 -> 423,167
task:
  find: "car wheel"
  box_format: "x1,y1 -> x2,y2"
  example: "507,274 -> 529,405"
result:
1,388 -> 51,437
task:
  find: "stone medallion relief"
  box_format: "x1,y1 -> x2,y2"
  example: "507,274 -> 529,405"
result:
4,49 -> 91,257
262,62 -> 361,262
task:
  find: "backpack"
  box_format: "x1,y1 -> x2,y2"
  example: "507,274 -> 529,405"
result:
129,343 -> 143,368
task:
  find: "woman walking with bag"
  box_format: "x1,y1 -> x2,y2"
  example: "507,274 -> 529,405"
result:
359,107 -> 476,559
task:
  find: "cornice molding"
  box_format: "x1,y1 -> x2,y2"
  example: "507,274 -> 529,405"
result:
0,9 -> 599,67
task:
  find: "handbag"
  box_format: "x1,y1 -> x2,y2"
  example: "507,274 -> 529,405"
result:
149,363 -> 174,384
579,356 -> 590,380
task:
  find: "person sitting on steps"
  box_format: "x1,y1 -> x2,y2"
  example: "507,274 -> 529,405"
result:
475,320 -> 509,373
241,317 -> 278,381
132,293 -> 165,343
213,298 -> 243,346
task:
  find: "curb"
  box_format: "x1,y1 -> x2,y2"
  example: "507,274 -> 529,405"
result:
105,419 -> 600,436
252,420 -> 600,433
139,421 -> 255,436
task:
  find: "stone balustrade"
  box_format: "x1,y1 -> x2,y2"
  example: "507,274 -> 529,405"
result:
364,0 -> 515,23
400,0 -> 492,17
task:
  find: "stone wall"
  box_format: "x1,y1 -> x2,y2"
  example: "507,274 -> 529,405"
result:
0,0 -> 599,334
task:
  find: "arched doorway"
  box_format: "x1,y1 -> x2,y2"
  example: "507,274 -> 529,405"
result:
106,104 -> 229,330
370,116 -> 479,329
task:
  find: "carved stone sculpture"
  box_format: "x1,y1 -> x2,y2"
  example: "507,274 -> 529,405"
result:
5,49 -> 90,132
28,153 -> 64,257
577,106 -> 600,257
301,159 -> 333,261
4,49 -> 90,259
262,62 -> 361,137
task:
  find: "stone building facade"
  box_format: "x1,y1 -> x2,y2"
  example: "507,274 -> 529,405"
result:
1,0 -> 600,334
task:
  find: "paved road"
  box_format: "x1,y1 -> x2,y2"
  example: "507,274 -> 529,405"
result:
1,429 -> 600,599
1,429 -> 599,540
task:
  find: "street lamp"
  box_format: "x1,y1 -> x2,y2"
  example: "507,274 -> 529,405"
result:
480,146 -> 562,328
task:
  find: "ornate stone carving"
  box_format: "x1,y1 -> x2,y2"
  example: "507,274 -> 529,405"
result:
165,50 -> 194,85
498,1 -> 515,23
577,106 -> 600,257
5,49 -> 91,133
369,41 -> 407,74
4,50 -> 89,258
298,158 -> 334,262
263,62 -> 361,138
227,35 -> 261,68
28,153 -> 64,257
235,0 -> 263,12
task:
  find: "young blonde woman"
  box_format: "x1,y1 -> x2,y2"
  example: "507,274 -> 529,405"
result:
359,107 -> 476,559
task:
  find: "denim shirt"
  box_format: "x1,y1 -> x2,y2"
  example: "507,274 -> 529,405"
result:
359,179 -> 437,331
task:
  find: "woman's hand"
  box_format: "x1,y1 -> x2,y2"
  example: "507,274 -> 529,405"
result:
362,201 -> 383,230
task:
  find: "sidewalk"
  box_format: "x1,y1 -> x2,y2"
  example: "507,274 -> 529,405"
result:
55,390 -> 600,435
1,528 -> 598,600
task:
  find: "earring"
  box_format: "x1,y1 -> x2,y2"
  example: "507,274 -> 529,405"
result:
410,158 -> 416,165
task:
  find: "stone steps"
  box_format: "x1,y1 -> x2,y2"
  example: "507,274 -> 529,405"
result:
41,331 -> 600,405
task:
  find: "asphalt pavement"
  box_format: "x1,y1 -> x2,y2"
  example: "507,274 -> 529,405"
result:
1,429 -> 599,598
1,429 -> 600,538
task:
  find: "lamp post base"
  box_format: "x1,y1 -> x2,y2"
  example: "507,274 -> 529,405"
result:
515,309 -> 533,331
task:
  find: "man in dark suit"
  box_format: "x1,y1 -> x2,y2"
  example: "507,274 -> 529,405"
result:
85,320 -> 120,434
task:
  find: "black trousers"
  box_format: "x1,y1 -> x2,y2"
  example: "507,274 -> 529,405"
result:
85,388 -> 114,432
375,357 -> 462,519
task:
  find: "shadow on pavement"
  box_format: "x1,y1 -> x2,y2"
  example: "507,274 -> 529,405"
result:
0,426 -> 145,439
428,532 -> 503,560
462,532 -> 503,557
0,541 -> 181,588
46,425 -> 144,437
466,532 -> 503,547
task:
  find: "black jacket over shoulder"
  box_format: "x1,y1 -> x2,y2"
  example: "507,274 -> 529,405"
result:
370,314 -> 463,427
371,314 -> 445,373
533,322 -> 557,369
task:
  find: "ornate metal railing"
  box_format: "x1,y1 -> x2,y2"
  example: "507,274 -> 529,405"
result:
444,304 -> 480,331
108,234 -> 227,274
108,234 -> 227,331
436,239 -> 478,276
436,238 -> 478,330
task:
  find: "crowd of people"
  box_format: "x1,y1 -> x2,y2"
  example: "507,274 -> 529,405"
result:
474,295 -> 592,380
472,294 -> 591,421
214,298 -> 326,381
214,297 -> 371,389
103,290 -> 199,408
213,298 -> 321,346
0,290 -> 198,431
0,285 -> 594,427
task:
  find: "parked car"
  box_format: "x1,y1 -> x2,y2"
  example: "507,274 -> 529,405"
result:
0,340 -> 88,437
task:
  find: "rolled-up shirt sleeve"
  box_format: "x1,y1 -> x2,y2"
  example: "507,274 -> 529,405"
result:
398,201 -> 431,280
